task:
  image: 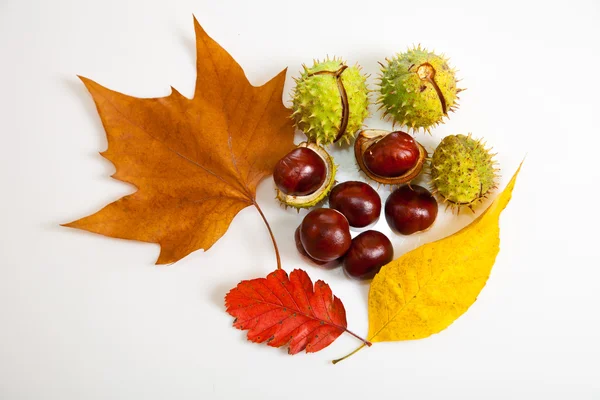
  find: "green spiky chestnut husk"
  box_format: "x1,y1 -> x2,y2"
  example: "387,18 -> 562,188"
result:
291,58 -> 369,145
378,46 -> 461,132
430,134 -> 498,211
276,142 -> 337,209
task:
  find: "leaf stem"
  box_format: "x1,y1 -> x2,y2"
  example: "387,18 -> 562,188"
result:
253,201 -> 281,270
332,343 -> 368,365
344,329 -> 372,348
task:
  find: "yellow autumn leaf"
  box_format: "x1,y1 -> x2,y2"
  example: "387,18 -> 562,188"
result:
368,164 -> 522,343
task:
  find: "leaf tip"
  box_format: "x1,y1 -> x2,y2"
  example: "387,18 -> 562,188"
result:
60,219 -> 82,229
154,255 -> 176,266
77,75 -> 92,85
193,14 -> 207,37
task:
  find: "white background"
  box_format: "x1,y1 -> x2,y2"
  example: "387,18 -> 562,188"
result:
1,0 -> 599,398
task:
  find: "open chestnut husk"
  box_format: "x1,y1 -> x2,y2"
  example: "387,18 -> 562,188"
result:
274,147 -> 326,196
275,142 -> 336,209
354,129 -> 427,185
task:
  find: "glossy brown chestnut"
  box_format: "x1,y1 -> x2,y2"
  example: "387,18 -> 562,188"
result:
300,208 -> 351,262
343,230 -> 393,280
385,185 -> 438,235
329,181 -> 381,228
354,129 -> 427,185
273,147 -> 326,196
364,131 -> 420,177
294,226 -> 339,268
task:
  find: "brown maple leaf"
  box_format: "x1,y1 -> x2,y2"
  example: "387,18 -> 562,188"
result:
63,17 -> 295,264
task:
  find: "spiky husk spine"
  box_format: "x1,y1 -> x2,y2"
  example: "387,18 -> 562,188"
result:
275,143 -> 337,210
291,58 -> 369,145
430,134 -> 498,211
378,45 -> 462,133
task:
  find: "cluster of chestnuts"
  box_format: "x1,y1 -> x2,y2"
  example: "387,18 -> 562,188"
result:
274,139 -> 439,281
293,180 -> 437,280
271,50 -> 498,281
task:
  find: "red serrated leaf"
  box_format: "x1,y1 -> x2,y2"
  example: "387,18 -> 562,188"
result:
225,269 -> 348,354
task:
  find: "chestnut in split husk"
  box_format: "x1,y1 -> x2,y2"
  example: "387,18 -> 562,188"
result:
274,142 -> 336,209
274,147 -> 326,196
354,129 -> 427,185
299,208 -> 351,262
385,185 -> 438,235
329,181 -> 381,228
343,230 -> 393,280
